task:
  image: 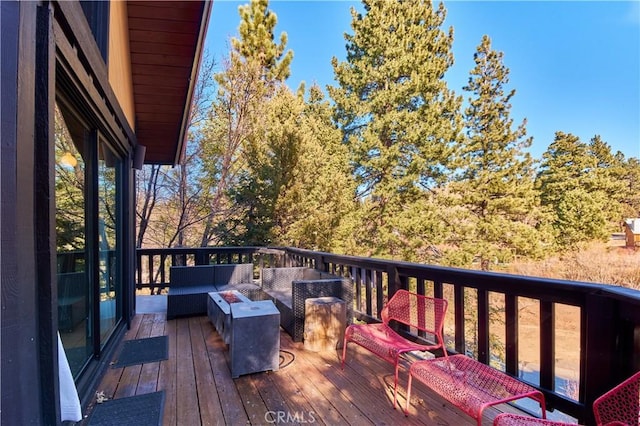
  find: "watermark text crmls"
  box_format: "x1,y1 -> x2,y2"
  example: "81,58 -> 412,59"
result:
264,410 -> 317,424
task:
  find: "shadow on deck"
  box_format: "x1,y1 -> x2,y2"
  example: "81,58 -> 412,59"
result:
81,297 -> 526,425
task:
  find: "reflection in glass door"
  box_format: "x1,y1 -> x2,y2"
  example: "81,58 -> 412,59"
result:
55,101 -> 123,377
54,102 -> 92,377
98,139 -> 120,344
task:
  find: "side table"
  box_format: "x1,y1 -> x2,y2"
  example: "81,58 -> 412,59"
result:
303,297 -> 346,352
230,300 -> 280,378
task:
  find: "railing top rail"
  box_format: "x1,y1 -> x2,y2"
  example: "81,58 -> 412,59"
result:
137,246 -> 264,252
283,247 -> 640,306
133,245 -> 640,306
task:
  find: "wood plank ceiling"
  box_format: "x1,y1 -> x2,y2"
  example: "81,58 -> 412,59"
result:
127,1 -> 211,165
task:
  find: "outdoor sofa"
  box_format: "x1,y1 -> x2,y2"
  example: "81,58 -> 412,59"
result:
166,263 -> 254,319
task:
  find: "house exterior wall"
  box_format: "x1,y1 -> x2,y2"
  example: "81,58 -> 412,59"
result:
108,1 -> 135,129
1,1 -> 137,423
1,1 -> 207,422
1,2 -> 57,423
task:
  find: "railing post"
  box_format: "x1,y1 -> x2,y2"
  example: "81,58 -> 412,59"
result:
353,267 -> 362,313
147,255 -> 155,294
194,249 -> 207,265
540,301 -> 555,392
387,265 -> 400,298
433,280 -> 443,300
160,254 -> 167,291
505,294 -> 519,376
375,270 -> 384,317
477,289 -> 489,364
365,269 -> 373,317
416,277 -> 426,296
136,251 -> 142,290
314,254 -> 328,272
454,285 -> 465,354
581,293 -> 618,425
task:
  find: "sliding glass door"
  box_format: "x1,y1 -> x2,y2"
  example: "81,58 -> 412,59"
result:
55,101 -> 123,377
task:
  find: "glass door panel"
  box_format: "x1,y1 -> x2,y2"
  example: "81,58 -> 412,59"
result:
55,102 -> 93,377
98,139 -> 120,344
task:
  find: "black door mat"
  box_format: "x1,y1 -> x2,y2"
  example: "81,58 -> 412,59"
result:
112,336 -> 168,368
87,391 -> 164,426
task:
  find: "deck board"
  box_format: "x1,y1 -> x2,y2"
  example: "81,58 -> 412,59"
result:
249,369 -> 299,423
158,318 -> 178,425
205,328 -> 248,425
280,338 -> 371,425
192,317 -> 224,426
82,313 -> 521,426
175,317 -> 200,425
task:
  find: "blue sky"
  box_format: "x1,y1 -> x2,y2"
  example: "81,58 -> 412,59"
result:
205,1 -> 640,160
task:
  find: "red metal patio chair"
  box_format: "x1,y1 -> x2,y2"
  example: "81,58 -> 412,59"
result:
593,370 -> 640,426
494,370 -> 640,426
341,289 -> 448,409
407,353 -> 547,426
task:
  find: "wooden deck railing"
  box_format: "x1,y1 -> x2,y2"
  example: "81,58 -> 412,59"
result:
134,247 -> 292,294
133,246 -> 640,424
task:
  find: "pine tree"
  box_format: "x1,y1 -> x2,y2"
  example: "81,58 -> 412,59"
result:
234,0 -> 292,83
620,156 -> 640,218
220,83 -> 357,249
587,135 -> 627,229
213,1 -> 357,247
273,85 -> 357,252
447,35 -> 548,269
537,131 -> 609,248
222,85 -> 301,246
329,0 -> 462,259
199,0 -> 293,246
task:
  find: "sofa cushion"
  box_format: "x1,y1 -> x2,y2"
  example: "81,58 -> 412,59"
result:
170,265 -> 216,287
214,263 -> 253,285
263,287 -> 291,308
167,263 -> 255,319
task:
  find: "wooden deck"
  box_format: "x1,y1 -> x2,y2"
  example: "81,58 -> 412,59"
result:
82,312 -> 524,426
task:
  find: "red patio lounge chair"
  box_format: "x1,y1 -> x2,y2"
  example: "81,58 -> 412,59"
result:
407,354 -> 546,426
493,370 -> 640,426
341,289 -> 448,409
593,370 -> 640,426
